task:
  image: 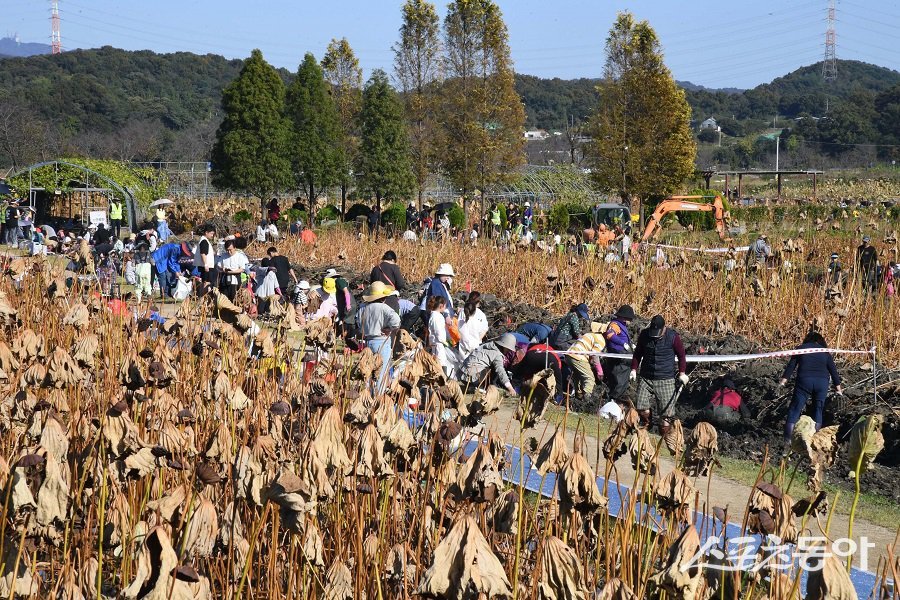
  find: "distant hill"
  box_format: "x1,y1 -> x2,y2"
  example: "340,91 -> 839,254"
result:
0,36 -> 51,58
0,47 -> 897,165
0,46 -> 244,131
676,80 -> 743,95
685,60 -> 900,122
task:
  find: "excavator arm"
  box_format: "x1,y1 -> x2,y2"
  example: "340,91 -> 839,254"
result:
641,195 -> 727,242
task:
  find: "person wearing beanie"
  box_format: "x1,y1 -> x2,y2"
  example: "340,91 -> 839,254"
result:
630,314 -> 687,433
604,304 -> 635,402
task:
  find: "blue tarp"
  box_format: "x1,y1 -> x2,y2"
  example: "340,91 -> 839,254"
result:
401,409 -> 883,598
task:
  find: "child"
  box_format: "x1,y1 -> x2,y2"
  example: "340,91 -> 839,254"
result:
123,252 -> 137,286
292,279 -> 310,325
133,244 -> 152,303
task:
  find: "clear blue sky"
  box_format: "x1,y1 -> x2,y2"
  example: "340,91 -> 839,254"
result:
2,0 -> 898,89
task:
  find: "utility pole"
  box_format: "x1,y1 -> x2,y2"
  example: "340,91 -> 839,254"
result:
50,0 -> 61,54
775,136 -> 780,172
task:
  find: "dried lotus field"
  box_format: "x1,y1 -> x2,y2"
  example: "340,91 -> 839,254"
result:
298,227 -> 900,364
0,249 -> 894,599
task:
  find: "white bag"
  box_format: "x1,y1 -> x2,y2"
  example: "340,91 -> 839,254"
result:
173,274 -> 192,300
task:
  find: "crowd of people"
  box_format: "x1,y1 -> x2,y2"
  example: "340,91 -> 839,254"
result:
0,191 -> 862,446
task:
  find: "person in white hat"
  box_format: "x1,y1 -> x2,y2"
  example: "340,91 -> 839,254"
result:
359,281 -> 400,391
421,263 -> 456,316
292,280 -> 311,325
523,201 -> 534,231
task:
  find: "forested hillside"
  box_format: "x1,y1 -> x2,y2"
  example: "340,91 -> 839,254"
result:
1,47 -> 898,168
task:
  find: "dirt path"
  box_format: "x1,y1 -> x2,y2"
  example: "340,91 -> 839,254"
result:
483,399 -> 898,570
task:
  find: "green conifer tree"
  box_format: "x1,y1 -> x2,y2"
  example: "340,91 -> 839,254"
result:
286,53 -> 344,221
211,49 -> 291,211
356,70 -> 415,208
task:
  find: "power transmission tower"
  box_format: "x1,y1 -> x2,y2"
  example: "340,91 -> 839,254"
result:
51,0 -> 61,55
822,0 -> 837,81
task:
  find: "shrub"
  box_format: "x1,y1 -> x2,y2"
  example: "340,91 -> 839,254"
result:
448,204 -> 466,229
345,203 -> 370,222
316,204 -> 341,224
547,203 -> 570,233
381,202 -> 406,229
282,208 -> 305,224
234,210 -> 253,223
564,202 -> 592,229
498,204 -> 508,230
675,189 -> 731,231
698,129 -> 718,144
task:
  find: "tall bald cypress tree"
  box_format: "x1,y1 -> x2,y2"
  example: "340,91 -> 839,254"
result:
442,0 -> 525,196
588,13 -> 695,211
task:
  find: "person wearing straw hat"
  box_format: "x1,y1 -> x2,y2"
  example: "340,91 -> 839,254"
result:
309,277 -> 339,321
359,281 -> 400,391
422,263 -> 456,317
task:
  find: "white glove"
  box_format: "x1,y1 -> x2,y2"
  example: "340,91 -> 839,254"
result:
622,343 -> 633,352
678,373 -> 689,386
629,369 -> 637,382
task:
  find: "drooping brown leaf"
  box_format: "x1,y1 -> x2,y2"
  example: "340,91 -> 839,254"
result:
684,421 -> 718,477
654,469 -> 695,523
804,540 -> 858,600
536,427 -> 570,476
559,436 -> 607,516
662,419 -> 684,459
324,559 -> 353,600
628,427 -> 658,476
516,368 -> 555,428
848,414 -> 884,476
649,525 -> 702,600
417,514 -> 512,599
538,536 -> 587,600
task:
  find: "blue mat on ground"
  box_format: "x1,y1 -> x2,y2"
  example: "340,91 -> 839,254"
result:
401,409 -> 883,598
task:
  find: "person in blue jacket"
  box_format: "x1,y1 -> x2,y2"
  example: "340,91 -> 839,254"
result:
516,322 -> 552,344
421,263 -> 456,317
779,330 -> 843,442
152,241 -> 187,298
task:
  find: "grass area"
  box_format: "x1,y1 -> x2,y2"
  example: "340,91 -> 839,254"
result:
543,405 -> 900,530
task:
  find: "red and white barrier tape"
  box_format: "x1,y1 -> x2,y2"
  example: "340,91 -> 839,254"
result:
643,243 -> 751,254
556,346 -> 875,363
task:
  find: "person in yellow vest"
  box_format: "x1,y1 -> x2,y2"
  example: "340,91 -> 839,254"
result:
109,198 -> 124,239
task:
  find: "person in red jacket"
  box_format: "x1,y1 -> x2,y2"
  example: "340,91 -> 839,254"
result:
700,378 -> 752,425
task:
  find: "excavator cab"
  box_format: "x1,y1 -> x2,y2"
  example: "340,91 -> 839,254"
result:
591,203 -> 633,231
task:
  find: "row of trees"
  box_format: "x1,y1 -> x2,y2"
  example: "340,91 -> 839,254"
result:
211,0 -> 527,214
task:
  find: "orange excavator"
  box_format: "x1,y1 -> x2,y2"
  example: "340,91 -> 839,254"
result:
640,194 -> 728,242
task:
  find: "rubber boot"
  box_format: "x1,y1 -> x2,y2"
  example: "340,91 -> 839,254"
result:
659,417 -> 672,437
638,409 -> 652,429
